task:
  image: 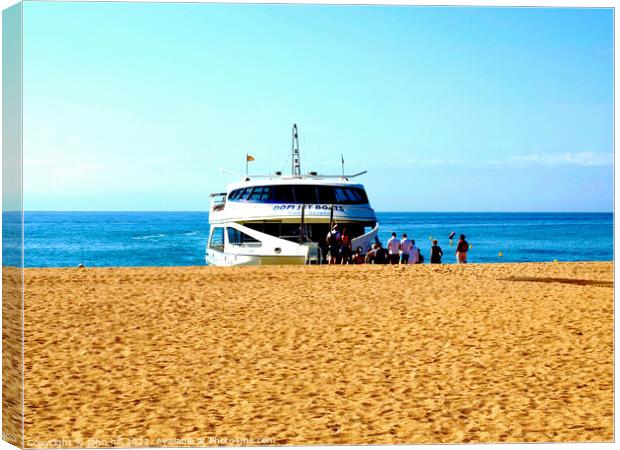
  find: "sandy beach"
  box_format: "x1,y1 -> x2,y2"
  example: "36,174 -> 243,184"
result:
2,267 -> 23,448
17,262 -> 613,446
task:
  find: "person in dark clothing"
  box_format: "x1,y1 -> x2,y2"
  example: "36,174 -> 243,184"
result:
430,239 -> 443,264
326,224 -> 342,264
374,242 -> 388,264
365,242 -> 388,264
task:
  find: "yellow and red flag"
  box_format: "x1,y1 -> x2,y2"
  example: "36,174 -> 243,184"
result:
246,154 -> 255,162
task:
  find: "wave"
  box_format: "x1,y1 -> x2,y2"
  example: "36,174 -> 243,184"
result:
132,234 -> 166,240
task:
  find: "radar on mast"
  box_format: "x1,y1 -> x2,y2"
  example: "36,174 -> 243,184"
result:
291,124 -> 301,176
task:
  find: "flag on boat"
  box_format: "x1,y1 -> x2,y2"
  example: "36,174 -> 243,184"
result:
246,154 -> 255,161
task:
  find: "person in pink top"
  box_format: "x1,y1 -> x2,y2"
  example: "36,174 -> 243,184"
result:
408,239 -> 420,264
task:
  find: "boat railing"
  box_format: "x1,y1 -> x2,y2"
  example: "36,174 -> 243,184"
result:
210,192 -> 227,212
219,170 -> 368,181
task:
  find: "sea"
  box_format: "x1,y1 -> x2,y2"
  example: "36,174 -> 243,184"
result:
2,212 -> 613,268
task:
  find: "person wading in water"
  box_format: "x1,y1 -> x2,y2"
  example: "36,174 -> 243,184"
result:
430,239 -> 443,264
456,234 -> 469,264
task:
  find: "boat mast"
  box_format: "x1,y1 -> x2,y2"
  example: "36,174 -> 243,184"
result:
291,123 -> 301,176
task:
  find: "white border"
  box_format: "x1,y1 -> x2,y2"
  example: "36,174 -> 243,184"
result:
0,1 -> 616,450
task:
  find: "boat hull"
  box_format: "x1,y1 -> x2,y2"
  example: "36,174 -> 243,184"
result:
205,222 -> 379,266
206,251 -> 306,266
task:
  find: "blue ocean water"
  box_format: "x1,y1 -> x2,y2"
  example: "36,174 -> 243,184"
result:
12,211 -> 613,268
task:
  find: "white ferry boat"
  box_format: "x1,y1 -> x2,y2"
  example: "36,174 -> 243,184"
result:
206,125 -> 379,266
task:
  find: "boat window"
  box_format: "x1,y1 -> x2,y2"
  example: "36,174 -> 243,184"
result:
345,188 -> 363,202
353,188 -> 369,203
260,186 -> 271,200
228,189 -> 241,201
227,228 -> 261,247
317,186 -> 337,203
334,188 -> 348,203
208,227 -> 225,251
238,187 -> 253,201
293,185 -> 318,204
227,184 -> 369,204
249,186 -> 264,201
271,185 -> 296,203
361,189 -> 369,203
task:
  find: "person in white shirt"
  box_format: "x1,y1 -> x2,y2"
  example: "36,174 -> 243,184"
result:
386,232 -> 401,264
408,239 -> 420,264
400,233 -> 413,264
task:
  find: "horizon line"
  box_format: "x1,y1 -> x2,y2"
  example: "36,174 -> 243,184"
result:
10,210 -> 615,214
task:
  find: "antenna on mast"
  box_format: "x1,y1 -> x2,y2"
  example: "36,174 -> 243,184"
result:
291,123 -> 301,176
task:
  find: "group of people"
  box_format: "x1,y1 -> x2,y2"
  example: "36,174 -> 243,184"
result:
325,224 -> 470,265
326,224 -> 356,264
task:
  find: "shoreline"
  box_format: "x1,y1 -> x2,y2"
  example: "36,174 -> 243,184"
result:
16,259 -> 617,270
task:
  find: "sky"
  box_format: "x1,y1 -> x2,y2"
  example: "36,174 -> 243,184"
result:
22,2 -> 613,212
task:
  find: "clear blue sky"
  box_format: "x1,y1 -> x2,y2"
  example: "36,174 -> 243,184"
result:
22,2 -> 613,211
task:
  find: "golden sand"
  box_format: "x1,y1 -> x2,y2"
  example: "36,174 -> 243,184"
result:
2,267 -> 23,448
18,262 -> 613,446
